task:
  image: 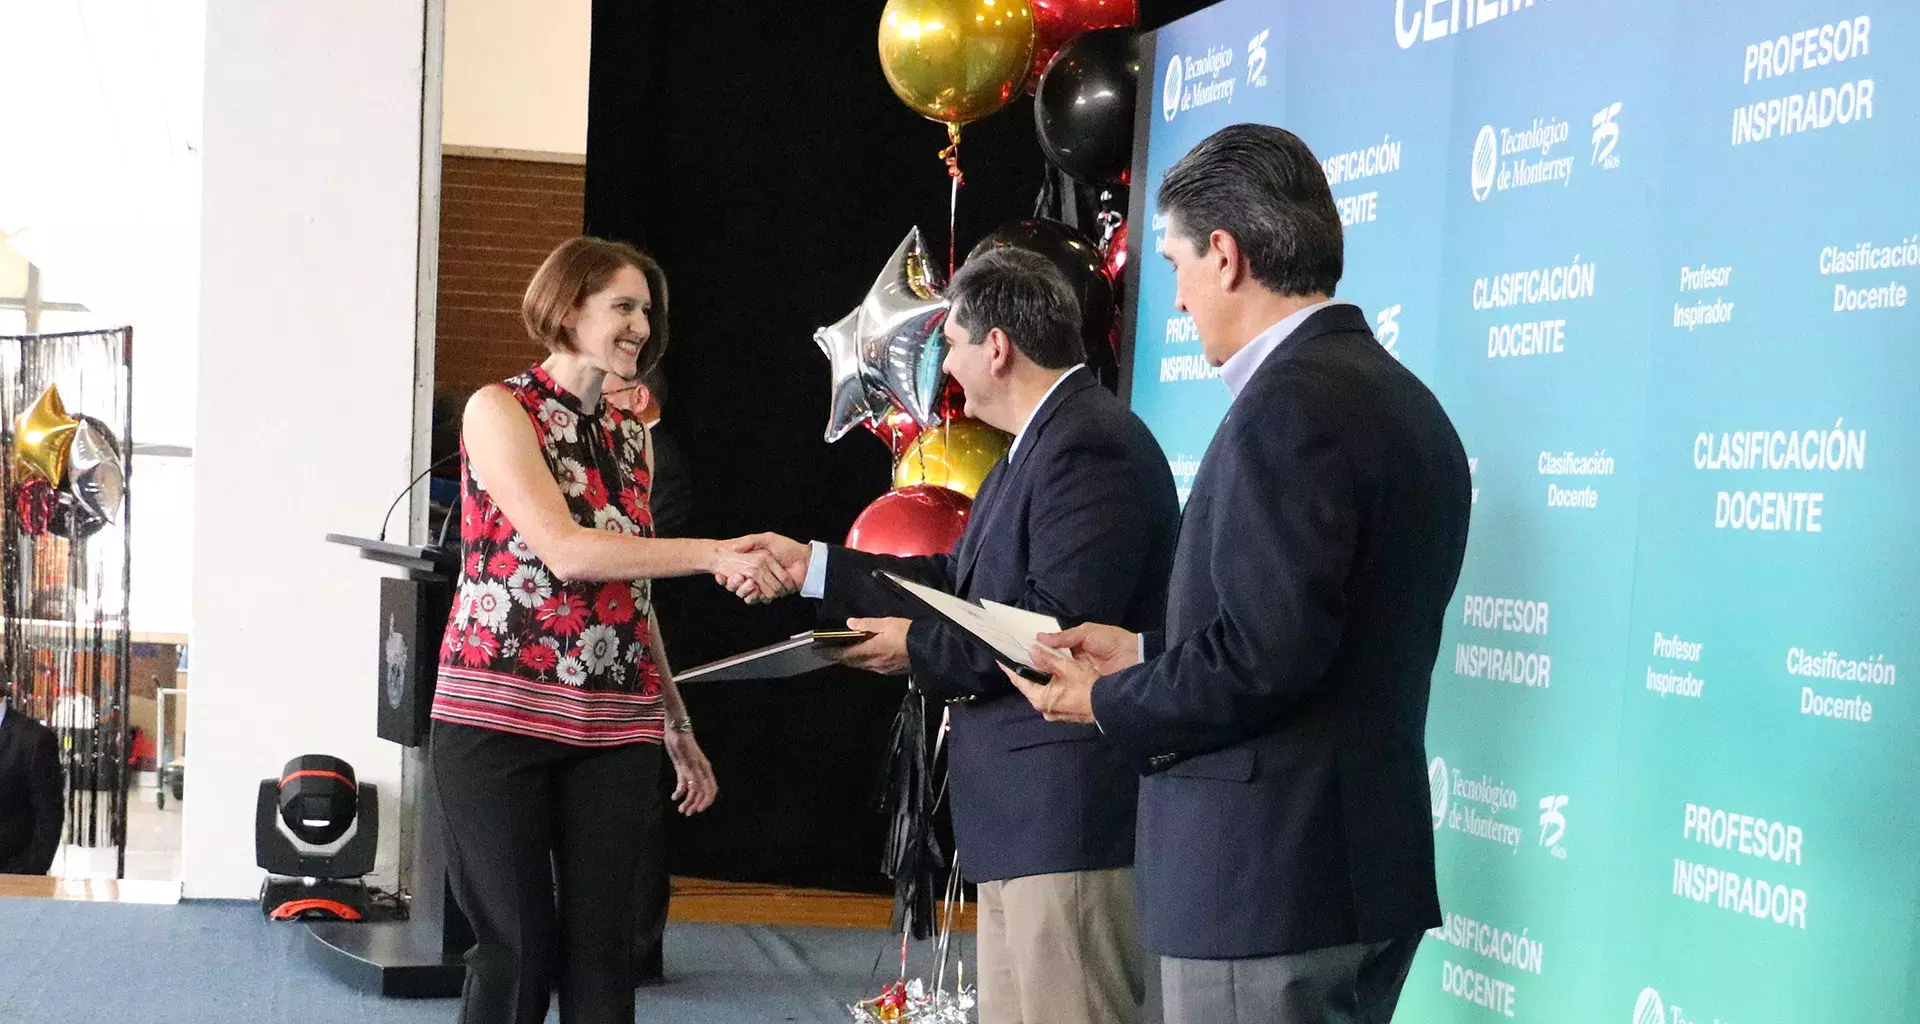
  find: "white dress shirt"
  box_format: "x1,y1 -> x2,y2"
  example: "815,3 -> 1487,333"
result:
1218,299 -> 1355,401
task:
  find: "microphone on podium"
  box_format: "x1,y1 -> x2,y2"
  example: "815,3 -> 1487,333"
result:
376,451 -> 461,544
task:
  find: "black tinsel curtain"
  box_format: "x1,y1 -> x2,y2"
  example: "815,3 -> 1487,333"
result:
0,327 -> 135,877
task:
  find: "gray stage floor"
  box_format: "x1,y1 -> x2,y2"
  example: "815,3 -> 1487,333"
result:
0,896 -> 968,1023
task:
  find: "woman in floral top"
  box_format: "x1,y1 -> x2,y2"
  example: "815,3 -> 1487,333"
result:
430,237 -> 790,1024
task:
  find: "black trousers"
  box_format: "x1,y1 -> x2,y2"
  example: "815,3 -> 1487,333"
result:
431,721 -> 663,1024
632,760 -> 672,981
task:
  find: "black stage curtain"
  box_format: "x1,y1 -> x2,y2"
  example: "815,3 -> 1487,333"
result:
584,0 -> 1210,893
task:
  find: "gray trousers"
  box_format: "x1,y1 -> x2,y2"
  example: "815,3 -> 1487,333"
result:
1161,935 -> 1421,1024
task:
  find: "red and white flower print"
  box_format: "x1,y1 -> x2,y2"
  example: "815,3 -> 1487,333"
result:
583,468 -> 610,510
593,581 -> 635,625
556,457 -> 589,497
467,580 -> 513,631
578,624 -> 620,673
438,366 -> 663,713
459,625 -> 500,667
487,506 -> 516,543
518,641 -> 559,673
538,398 -> 581,443
593,505 -> 640,536
617,488 -> 648,522
507,535 -> 535,562
536,592 -> 589,636
508,564 -> 553,609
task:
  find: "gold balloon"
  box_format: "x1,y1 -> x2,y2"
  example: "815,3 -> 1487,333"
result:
13,384 -> 80,486
879,0 -> 1036,124
893,417 -> 1011,498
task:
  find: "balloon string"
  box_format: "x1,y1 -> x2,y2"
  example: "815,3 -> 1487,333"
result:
941,122 -> 964,277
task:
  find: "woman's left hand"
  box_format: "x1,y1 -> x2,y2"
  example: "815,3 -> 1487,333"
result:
664,729 -> 718,815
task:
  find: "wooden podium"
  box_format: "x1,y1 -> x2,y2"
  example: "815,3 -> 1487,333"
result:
315,534 -> 470,997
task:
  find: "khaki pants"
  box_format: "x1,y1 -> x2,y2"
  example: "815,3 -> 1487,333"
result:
976,868 -> 1145,1024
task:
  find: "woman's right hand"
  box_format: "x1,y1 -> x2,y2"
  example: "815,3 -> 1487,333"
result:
707,541 -> 790,603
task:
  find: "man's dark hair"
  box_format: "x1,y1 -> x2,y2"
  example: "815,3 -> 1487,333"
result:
1157,123 -> 1343,296
946,247 -> 1086,370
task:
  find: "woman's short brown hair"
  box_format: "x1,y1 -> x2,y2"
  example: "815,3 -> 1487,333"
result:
522,236 -> 670,381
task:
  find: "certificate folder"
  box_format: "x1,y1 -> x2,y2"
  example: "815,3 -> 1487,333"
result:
673,630 -> 868,684
874,571 -> 1061,682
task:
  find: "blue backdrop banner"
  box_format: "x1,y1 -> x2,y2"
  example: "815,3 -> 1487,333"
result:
1122,2 -> 1920,1020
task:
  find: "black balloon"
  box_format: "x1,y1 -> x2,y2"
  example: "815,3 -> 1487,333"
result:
1034,28 -> 1140,183
967,218 -> 1118,388
47,489 -> 107,541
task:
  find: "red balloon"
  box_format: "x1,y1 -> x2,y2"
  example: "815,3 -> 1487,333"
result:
15,478 -> 56,536
1028,0 -> 1140,94
865,405 -> 925,458
934,378 -> 967,421
845,485 -> 972,557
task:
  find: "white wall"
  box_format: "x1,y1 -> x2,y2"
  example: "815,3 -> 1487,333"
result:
0,0 -> 205,637
441,0 -> 590,155
184,0 -> 429,898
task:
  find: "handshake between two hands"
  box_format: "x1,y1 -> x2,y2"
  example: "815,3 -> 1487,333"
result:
708,532 -> 810,604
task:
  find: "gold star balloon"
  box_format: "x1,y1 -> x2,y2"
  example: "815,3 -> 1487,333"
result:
14,384 -> 80,486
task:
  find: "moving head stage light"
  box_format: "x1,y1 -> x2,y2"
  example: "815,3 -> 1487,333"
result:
256,754 -> 379,922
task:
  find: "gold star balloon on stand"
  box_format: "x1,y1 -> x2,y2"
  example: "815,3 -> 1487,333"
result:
14,384 -> 80,486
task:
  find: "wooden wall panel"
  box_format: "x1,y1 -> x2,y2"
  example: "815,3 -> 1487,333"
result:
434,155 -> 584,402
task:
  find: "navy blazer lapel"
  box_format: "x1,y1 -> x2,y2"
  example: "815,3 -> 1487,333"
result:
1005,370 -> 1095,477
952,370 -> 1096,594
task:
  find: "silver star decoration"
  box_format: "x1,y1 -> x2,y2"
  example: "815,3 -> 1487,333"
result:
814,227 -> 951,442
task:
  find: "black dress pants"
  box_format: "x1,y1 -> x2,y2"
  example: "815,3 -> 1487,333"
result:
632,760 -> 672,982
431,721 -> 663,1024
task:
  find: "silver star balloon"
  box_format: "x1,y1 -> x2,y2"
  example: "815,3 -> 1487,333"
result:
815,307 -> 891,443
814,228 -> 952,442
67,418 -> 124,523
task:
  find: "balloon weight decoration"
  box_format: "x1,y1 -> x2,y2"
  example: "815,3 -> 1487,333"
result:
1028,0 -> 1138,93
892,418 -> 1010,499
878,0 -> 1037,125
1034,28 -> 1140,183
845,485 -> 973,558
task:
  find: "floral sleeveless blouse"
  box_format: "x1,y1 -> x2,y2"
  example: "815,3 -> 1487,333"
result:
431,364 -> 664,746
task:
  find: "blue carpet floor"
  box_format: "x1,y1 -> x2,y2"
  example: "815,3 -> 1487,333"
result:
0,897 -> 967,1023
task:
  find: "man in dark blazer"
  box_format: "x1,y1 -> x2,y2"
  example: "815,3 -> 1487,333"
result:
1007,124 -> 1472,1024
0,697 -> 66,875
729,247 -> 1180,1024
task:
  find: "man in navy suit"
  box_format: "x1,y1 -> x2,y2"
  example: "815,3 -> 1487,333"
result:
1007,124 -> 1472,1024
0,696 -> 65,876
731,247 -> 1179,1024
